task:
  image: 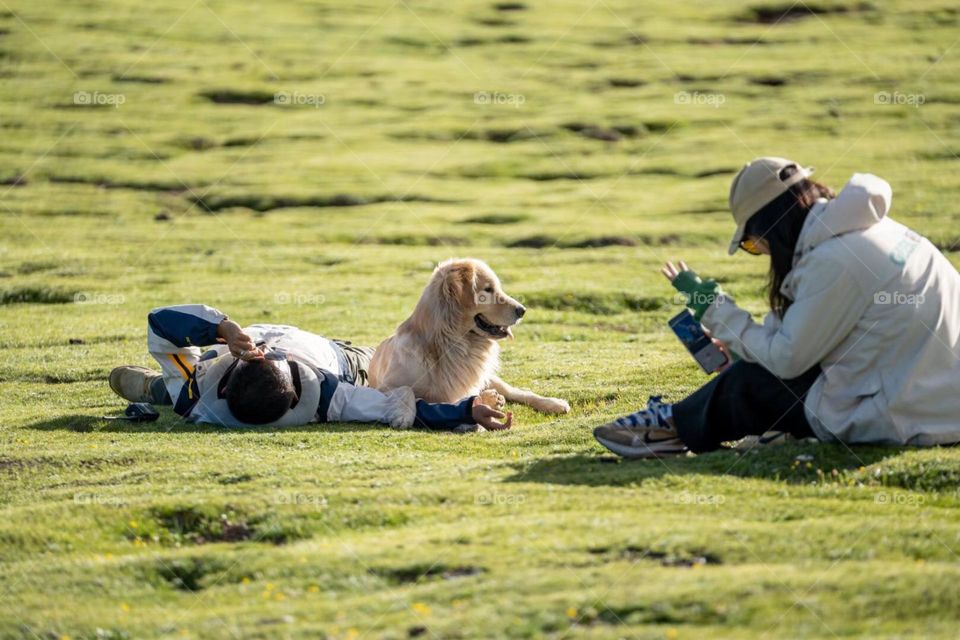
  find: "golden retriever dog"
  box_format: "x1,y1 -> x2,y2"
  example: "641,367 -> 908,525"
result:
369,258 -> 570,415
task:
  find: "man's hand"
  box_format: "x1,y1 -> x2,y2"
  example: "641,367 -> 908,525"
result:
471,397 -> 513,431
217,319 -> 262,361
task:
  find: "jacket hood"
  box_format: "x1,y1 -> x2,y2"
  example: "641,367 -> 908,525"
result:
796,173 -> 893,258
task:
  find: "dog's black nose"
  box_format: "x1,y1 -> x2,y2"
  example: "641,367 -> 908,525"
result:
515,305 -> 526,318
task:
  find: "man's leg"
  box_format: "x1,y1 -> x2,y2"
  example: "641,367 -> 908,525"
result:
109,365 -> 172,404
672,360 -> 820,453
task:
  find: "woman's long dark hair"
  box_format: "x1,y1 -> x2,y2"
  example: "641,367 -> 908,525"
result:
744,166 -> 836,318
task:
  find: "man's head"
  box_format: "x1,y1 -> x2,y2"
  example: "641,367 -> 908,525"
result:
224,358 -> 296,425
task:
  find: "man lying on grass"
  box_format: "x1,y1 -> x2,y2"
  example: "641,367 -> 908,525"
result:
109,304 -> 513,431
595,157 -> 960,458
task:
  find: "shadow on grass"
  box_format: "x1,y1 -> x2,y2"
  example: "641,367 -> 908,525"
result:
25,413 -> 420,434
504,443 -> 903,486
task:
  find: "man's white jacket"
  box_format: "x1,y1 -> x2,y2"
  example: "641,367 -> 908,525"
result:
703,174 -> 960,446
146,305 -> 476,430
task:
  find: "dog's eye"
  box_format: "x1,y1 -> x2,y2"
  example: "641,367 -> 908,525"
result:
484,286 -> 494,293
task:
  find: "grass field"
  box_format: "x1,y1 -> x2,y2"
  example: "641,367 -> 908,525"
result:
2,0 -> 960,637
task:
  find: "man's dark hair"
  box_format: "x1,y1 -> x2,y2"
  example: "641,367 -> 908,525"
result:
224,359 -> 296,425
745,165 -> 836,318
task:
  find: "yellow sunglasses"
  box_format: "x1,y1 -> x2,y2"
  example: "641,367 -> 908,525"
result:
739,236 -> 764,256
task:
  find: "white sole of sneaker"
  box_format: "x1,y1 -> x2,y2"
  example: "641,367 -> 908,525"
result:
594,435 -> 687,459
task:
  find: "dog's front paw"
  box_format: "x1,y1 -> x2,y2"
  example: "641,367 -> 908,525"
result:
478,388 -> 506,410
537,397 -> 570,415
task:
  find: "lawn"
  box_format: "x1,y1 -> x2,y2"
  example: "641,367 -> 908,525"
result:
2,0 -> 960,637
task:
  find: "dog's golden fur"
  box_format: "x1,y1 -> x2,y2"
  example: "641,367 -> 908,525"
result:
369,258 -> 570,414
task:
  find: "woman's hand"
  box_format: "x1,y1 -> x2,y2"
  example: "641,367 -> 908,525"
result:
661,260 -> 724,321
660,260 -> 691,284
217,319 -> 262,361
472,398 -> 513,431
702,327 -> 733,373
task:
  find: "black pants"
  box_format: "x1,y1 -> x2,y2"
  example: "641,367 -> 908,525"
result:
672,360 -> 821,453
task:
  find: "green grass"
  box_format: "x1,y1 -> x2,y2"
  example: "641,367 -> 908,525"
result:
2,0 -> 960,637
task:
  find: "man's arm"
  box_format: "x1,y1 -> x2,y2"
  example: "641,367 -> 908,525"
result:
323,379 -> 512,430
148,304 -> 263,415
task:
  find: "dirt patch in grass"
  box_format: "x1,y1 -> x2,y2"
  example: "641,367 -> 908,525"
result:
522,291 -> 665,315
141,504 -> 310,546
112,74 -> 168,84
357,234 -> 470,247
463,213 -> 529,225
47,175 -> 188,192
474,16 -> 515,27
192,192 -> 451,213
578,600 -> 728,625
740,1 -> 875,24
198,88 -> 276,105
155,556 -> 226,591
562,122 -> 645,142
688,36 -> 772,45
565,236 -> 638,249
590,545 -> 723,567
505,234 -> 557,248
506,234 -> 680,249
460,127 -> 544,144
751,75 -> 789,87
455,34 -> 531,47
493,1 -> 526,10
1,174 -> 26,186
145,506 -> 254,545
607,77 -> 646,88
0,457 -> 45,471
371,563 -> 485,585
0,287 -> 76,305
524,170 -> 603,181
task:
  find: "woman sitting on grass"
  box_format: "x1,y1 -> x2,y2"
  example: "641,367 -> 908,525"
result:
594,156 -> 960,458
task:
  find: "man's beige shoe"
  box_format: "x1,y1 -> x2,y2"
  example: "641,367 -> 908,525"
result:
109,365 -> 165,403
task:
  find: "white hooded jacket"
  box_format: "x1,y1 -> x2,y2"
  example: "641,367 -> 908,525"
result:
702,173 -> 960,446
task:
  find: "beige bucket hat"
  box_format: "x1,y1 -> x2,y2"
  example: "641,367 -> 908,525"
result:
727,157 -> 814,255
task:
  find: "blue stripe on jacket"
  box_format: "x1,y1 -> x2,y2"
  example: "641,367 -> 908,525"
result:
315,370 -> 339,422
148,308 -> 221,348
414,397 -> 475,430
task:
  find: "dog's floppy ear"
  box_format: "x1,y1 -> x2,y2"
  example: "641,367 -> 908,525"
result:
441,260 -> 477,306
